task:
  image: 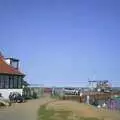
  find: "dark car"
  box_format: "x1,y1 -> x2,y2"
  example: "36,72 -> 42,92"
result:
16,94 -> 25,103
9,92 -> 25,103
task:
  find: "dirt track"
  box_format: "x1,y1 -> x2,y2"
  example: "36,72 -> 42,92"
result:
0,96 -> 53,120
1,96 -> 120,120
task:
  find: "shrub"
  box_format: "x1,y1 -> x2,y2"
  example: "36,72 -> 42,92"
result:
32,92 -> 38,99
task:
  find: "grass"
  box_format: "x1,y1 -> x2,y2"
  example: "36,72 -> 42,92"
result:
38,105 -> 55,120
50,95 -> 62,100
50,95 -> 59,99
38,99 -> 120,120
38,104 -> 101,120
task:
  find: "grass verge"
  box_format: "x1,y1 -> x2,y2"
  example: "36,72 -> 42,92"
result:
38,104 -> 101,120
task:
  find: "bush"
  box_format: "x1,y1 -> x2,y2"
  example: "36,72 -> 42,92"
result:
24,96 -> 33,100
32,92 -> 38,99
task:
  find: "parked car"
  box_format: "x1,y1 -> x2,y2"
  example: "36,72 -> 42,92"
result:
63,88 -> 76,95
9,92 -> 25,103
16,94 -> 25,103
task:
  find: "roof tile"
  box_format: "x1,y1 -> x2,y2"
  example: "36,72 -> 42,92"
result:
0,54 -> 25,76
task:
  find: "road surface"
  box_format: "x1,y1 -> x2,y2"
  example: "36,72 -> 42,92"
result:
0,96 -> 53,120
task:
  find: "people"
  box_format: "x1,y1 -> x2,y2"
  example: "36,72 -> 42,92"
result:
102,102 -> 106,108
86,95 -> 90,104
9,92 -> 24,103
0,93 -> 2,97
79,92 -> 83,103
13,93 -> 17,103
9,92 -> 13,102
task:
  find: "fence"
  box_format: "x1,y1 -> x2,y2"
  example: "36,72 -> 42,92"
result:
52,87 -> 120,111
23,84 -> 44,98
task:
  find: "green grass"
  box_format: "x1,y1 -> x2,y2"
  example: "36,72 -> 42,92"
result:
38,104 -> 101,120
38,105 -> 55,120
50,95 -> 61,99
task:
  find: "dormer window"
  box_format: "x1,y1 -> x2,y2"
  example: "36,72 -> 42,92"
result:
5,58 -> 19,69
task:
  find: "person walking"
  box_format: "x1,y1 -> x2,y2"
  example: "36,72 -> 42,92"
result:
79,92 -> 83,103
86,95 -> 90,104
9,92 -> 13,102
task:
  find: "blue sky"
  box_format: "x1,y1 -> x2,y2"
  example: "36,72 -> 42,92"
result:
0,0 -> 120,87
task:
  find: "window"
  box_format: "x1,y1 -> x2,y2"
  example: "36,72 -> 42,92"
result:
0,75 -> 23,89
13,76 -> 18,88
0,75 -> 2,88
18,76 -> 22,88
11,61 -> 18,69
0,75 -> 9,89
9,76 -> 14,89
0,75 -> 5,88
4,75 -> 9,89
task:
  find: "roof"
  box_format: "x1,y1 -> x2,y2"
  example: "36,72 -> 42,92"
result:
5,58 -> 19,61
0,52 -> 25,76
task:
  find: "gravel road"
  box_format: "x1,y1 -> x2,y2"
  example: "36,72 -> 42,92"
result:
0,96 -> 53,120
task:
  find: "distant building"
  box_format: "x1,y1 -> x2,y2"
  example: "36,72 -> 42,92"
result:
44,87 -> 52,93
0,52 -> 25,99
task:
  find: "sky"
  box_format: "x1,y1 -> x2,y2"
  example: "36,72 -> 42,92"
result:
0,0 -> 120,87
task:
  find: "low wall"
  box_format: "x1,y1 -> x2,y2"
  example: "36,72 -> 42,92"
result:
62,92 -> 120,103
0,89 -> 23,99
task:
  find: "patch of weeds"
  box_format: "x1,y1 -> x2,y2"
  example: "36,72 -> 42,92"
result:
50,95 -> 61,100
38,105 -> 55,120
38,104 -> 102,120
56,110 -> 72,119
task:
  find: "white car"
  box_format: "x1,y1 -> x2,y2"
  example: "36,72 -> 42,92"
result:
63,88 -> 75,95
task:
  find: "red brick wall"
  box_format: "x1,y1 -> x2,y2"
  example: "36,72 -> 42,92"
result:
44,88 -> 52,93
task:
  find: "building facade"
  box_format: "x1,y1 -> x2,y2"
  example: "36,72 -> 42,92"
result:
0,52 -> 25,99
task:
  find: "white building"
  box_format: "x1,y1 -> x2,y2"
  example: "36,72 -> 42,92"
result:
0,52 -> 25,99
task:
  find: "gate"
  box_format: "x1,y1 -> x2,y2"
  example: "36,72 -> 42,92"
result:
23,84 -> 44,98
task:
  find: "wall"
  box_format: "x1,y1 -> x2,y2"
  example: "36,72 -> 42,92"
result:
30,87 -> 44,97
44,87 -> 52,93
0,89 -> 23,99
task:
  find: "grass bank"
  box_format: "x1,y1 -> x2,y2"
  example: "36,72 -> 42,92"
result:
38,104 -> 101,120
38,99 -> 120,120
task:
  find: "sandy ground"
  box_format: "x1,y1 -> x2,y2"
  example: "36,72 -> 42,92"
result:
0,95 -> 53,120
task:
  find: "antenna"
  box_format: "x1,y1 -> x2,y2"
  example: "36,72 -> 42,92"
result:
0,51 -> 4,58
